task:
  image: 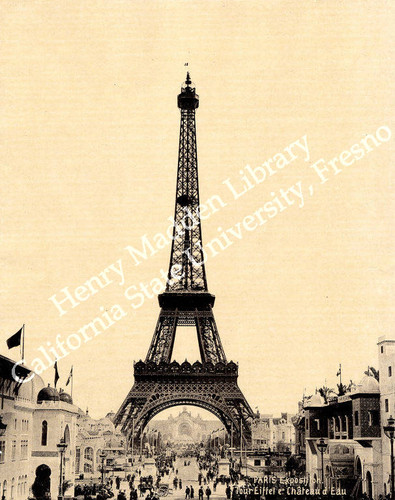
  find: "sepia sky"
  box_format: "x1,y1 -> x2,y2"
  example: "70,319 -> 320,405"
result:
1,0 -> 394,419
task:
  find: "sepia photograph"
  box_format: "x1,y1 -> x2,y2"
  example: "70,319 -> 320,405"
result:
0,2 -> 394,499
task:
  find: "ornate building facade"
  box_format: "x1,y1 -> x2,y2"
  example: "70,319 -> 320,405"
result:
151,407 -> 219,445
0,354 -> 79,500
304,335 -> 394,499
75,411 -> 126,479
251,413 -> 296,453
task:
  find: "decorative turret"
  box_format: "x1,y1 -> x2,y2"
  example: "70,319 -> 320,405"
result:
59,388 -> 73,404
37,383 -> 60,403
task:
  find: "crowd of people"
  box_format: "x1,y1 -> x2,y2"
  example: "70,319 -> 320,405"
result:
73,450 -> 374,500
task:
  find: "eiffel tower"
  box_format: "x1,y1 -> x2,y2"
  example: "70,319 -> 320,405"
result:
115,74 -> 254,446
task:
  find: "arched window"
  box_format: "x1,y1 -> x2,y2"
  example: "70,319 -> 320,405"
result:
2,480 -> 7,500
366,471 -> 373,498
84,447 -> 93,462
41,421 -> 48,446
64,425 -> 70,445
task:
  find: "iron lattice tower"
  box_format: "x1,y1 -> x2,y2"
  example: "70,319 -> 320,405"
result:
115,74 -> 254,446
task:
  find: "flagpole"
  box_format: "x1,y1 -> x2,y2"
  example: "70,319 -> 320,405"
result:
339,364 -> 342,386
71,367 -> 74,399
22,324 -> 25,361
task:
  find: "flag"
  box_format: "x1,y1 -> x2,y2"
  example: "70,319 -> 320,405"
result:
6,326 -> 23,349
66,366 -> 73,386
54,361 -> 60,388
336,365 -> 342,377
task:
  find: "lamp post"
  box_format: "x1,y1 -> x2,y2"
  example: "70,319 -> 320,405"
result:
99,452 -> 106,486
57,437 -> 68,500
131,418 -> 135,465
384,415 -> 395,500
316,438 -> 328,493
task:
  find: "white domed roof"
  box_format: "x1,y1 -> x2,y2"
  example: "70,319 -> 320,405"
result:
353,375 -> 380,394
305,393 -> 325,407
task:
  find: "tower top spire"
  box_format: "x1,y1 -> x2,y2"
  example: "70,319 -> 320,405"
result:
178,73 -> 199,110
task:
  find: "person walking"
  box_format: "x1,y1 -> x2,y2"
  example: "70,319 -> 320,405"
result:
205,486 -> 211,500
190,485 -> 194,499
198,487 -> 204,500
185,486 -> 190,499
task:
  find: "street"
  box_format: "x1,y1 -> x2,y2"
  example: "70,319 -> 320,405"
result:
111,457 -> 228,500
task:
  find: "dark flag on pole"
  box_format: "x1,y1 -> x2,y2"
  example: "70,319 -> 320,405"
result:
54,361 -> 60,388
66,366 -> 73,386
6,326 -> 23,349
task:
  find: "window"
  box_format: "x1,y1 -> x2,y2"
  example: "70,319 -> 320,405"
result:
385,399 -> 389,413
21,440 -> 28,460
76,448 -> 81,474
381,346 -> 384,353
389,366 -> 392,377
254,459 -> 261,466
354,411 -> 359,426
84,447 -> 93,462
0,441 -> 5,463
41,421 -> 48,446
11,441 -> 16,461
368,411 -> 379,426
84,463 -> 93,473
2,481 -> 7,499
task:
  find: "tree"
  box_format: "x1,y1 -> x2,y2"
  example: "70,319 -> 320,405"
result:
337,380 -> 355,396
62,480 -> 72,495
364,367 -> 379,381
318,386 -> 335,403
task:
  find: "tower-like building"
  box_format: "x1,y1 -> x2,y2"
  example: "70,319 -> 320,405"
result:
115,74 -> 254,446
378,336 -> 395,497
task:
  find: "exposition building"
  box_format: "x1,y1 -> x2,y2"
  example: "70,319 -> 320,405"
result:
304,336 -> 394,498
0,355 -> 79,500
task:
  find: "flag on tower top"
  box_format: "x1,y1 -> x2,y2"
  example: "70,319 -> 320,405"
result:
54,361 -> 60,388
6,326 -> 23,349
66,366 -> 73,386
